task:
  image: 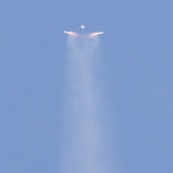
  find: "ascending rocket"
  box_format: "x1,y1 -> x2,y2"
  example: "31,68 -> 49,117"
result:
64,25 -> 104,37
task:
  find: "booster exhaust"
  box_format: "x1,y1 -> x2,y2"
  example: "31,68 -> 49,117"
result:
64,25 -> 104,37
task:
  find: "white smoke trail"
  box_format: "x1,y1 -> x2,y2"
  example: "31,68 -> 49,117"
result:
60,36 -> 105,173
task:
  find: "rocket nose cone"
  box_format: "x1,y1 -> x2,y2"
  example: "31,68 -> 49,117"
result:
81,25 -> 85,29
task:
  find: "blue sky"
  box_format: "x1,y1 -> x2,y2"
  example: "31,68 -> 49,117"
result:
0,0 -> 173,173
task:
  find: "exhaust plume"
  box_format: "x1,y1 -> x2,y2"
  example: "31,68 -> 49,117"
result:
60,35 -> 107,173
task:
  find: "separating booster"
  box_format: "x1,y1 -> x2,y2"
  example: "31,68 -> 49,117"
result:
64,25 -> 104,37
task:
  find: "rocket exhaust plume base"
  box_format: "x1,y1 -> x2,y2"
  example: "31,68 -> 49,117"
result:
63,25 -> 104,37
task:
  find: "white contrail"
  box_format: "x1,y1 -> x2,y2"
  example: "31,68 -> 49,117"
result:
60,35 -> 106,173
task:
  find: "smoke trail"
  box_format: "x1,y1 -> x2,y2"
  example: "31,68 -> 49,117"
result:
61,36 -> 103,173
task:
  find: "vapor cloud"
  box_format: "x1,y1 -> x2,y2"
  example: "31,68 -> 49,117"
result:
60,36 -> 105,173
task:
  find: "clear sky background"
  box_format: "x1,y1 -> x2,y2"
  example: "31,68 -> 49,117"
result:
0,0 -> 173,173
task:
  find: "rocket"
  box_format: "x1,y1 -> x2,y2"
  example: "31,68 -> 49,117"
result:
64,25 -> 104,37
